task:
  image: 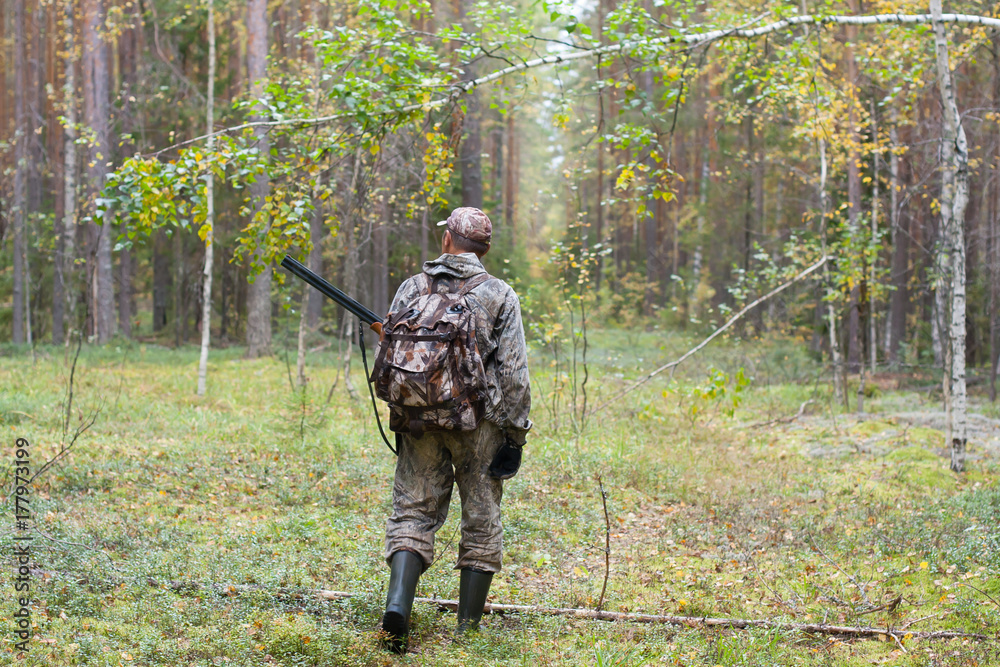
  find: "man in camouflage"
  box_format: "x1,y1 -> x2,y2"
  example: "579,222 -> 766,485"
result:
379,207 -> 532,652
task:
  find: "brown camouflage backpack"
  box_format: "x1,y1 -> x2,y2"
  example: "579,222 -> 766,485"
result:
370,272 -> 493,436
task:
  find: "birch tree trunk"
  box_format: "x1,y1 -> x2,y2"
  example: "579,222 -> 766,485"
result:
12,0 -> 26,344
930,0 -> 969,472
197,0 -> 216,397
245,0 -> 272,357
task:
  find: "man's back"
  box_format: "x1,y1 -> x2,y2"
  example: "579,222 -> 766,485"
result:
388,252 -> 531,439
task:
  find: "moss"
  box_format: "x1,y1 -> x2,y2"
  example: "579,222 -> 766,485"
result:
885,446 -> 940,463
851,419 -> 895,437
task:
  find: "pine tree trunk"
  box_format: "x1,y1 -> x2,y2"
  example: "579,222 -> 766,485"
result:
373,197 -> 390,317
340,149 -> 363,400
12,0 -> 27,344
306,173 -> 325,330
819,139 -> 843,400
419,207 -> 429,265
28,0 -> 43,215
931,0 -> 969,472
458,0 -> 482,208
643,68 -> 658,316
153,229 -> 171,332
504,112 -> 516,243
83,0 -> 113,343
197,0 -> 216,397
175,230 -> 185,346
845,2 -> 862,373
886,125 -> 909,368
53,18 -> 71,344
869,100 -> 879,373
245,0 -> 272,357
990,34 -> 1000,402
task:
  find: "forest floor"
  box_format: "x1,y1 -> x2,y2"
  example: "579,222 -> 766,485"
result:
1,330 -> 999,666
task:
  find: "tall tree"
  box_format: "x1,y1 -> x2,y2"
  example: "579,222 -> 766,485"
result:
197,0 -> 216,396
885,123 -> 908,367
930,0 -> 969,473
844,0 -> 863,373
457,0 -> 482,207
245,0 -> 272,357
83,0 -> 113,342
53,0 -> 78,344
12,0 -> 26,344
991,33 -> 1000,402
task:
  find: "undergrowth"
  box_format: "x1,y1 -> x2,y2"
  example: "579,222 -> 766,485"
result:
1,333 -> 997,665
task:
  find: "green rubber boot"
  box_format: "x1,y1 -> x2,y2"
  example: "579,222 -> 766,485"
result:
456,568 -> 493,634
381,550 -> 423,654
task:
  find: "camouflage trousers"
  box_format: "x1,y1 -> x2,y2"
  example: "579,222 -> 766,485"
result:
384,420 -> 505,573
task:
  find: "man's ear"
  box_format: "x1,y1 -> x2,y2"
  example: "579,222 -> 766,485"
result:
478,244 -> 490,259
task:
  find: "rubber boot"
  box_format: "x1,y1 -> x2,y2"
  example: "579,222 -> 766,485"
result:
456,568 -> 493,634
381,550 -> 423,654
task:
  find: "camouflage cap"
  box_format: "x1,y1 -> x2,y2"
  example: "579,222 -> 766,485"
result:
436,207 -> 493,244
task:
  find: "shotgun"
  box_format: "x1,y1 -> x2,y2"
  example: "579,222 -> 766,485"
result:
280,256 -> 383,335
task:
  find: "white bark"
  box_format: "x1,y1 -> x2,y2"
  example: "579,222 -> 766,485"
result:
150,13 -> 1000,155
197,0 -> 216,397
931,0 -> 969,472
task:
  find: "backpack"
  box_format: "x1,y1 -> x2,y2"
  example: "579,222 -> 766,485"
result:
370,271 -> 493,437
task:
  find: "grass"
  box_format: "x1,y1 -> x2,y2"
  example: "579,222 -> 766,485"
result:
1,330 -> 998,666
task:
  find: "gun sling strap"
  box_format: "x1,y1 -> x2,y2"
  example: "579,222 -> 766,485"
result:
359,322 -> 399,456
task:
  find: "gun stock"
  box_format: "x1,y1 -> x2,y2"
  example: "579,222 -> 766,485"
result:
280,256 -> 383,334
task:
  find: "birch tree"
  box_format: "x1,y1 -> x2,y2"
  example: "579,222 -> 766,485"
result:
930,0 -> 969,472
197,0 -> 216,396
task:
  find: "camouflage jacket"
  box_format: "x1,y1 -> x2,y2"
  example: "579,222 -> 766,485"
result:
387,253 -> 532,443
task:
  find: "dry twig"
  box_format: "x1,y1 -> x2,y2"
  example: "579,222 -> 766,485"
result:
596,475 -> 611,612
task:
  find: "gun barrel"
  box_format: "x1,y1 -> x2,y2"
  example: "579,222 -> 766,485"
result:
280,256 -> 382,326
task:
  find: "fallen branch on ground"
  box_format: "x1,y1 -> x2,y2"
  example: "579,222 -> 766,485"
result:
749,399 -> 816,429
154,579 -> 990,641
